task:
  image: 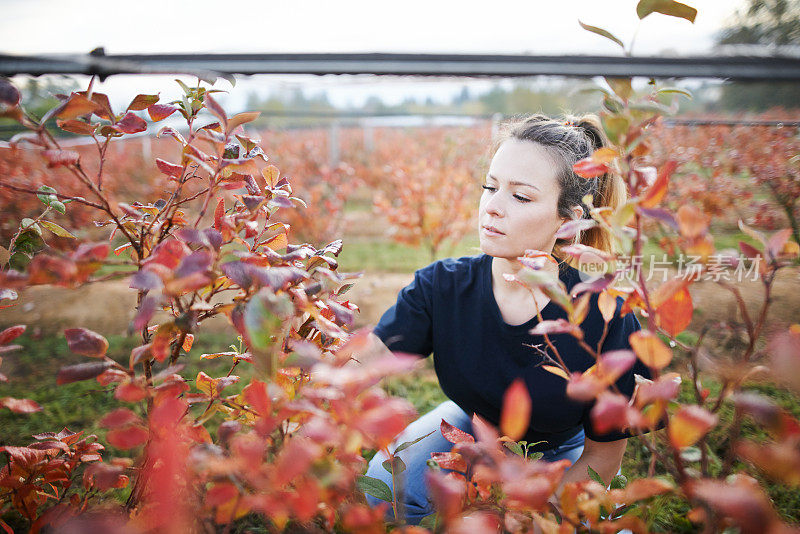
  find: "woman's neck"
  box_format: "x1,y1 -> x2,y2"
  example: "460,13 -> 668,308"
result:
490,253 -> 561,296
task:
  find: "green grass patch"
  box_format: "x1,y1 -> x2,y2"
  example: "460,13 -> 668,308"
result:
338,236 -> 482,273
0,330 -> 247,448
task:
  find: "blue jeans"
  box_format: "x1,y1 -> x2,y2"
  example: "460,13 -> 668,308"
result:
364,400 -> 587,525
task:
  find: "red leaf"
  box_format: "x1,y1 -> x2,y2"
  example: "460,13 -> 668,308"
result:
687,475 -> 777,533
243,379 -> 271,416
427,470 -> 466,521
440,419 -> 475,445
430,451 -> 468,472
0,325 -> 25,345
111,112 -> 147,134
106,426 -> 149,449
213,197 -> 225,232
768,328 -> 800,393
57,361 -> 113,385
54,92 -> 102,120
591,391 -> 633,435
500,378 -> 531,441
206,483 -> 239,508
148,104 -> 178,121
42,149 -> 80,168
56,119 -> 96,135
127,94 -> 159,111
554,218 -> 597,240
84,462 -> 128,490
28,254 -> 78,285
115,381 -> 147,403
0,397 -> 42,414
64,327 -> 109,358
529,318 -> 583,338
156,158 -> 183,179
573,157 -> 608,178
100,408 -> 142,429
203,93 -> 227,125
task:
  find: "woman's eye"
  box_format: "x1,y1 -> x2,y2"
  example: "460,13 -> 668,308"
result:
481,185 -> 496,193
514,194 -> 532,203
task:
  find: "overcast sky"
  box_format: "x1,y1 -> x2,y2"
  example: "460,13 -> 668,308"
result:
2,0 -> 745,109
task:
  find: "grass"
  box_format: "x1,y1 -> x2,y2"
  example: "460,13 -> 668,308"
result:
0,330 -> 247,449
337,236 -> 482,273
2,325 -> 799,530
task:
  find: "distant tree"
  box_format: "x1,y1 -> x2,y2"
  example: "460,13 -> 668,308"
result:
714,0 -> 800,111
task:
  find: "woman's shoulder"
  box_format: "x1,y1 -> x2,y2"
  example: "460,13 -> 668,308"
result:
411,254 -> 489,295
417,253 -> 489,277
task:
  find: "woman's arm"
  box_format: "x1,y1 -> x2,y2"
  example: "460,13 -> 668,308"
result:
551,437 -> 627,500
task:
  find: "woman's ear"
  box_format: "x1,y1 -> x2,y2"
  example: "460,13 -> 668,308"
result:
571,205 -> 585,221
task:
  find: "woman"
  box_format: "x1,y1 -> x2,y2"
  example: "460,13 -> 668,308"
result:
363,114 -> 657,525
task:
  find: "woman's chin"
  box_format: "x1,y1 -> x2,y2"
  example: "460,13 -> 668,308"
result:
479,242 -> 517,260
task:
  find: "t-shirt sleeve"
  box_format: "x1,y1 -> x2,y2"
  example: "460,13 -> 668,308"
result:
372,268 -> 434,357
582,296 -> 664,442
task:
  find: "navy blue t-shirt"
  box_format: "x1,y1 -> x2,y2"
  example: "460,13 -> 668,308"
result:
374,253 -> 656,451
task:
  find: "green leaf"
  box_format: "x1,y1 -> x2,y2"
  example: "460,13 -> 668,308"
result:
503,441 -> 525,457
610,474 -> 628,490
605,77 -> 633,101
636,0 -> 697,22
40,220 -> 76,238
588,465 -> 606,487
393,430 -> 435,454
36,185 -> 57,205
50,201 -> 66,214
578,20 -> 625,50
20,218 -> 41,236
601,115 -> 630,145
175,79 -> 192,96
356,475 -> 393,503
419,512 -> 438,529
656,87 -> 693,100
382,456 -> 406,475
529,451 -> 544,461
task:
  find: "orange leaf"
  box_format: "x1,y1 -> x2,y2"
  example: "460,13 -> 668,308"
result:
500,378 -> 531,441
592,147 -> 618,164
55,93 -> 102,120
669,405 -> 717,449
629,330 -> 672,370
676,205 -> 710,239
655,286 -> 693,337
640,160 -> 675,209
542,365 -> 569,380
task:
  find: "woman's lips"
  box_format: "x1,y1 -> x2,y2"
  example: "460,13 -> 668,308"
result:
482,225 -> 504,237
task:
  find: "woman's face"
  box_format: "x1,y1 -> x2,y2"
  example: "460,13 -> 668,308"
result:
478,139 -> 569,260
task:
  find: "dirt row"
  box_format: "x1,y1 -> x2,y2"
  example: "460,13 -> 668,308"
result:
2,266 -> 798,342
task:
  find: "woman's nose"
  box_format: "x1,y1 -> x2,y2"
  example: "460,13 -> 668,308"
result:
483,192 -> 505,217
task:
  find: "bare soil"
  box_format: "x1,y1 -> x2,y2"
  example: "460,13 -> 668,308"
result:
2,266 -> 798,341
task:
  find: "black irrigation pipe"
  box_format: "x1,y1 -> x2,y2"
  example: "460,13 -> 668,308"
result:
1,115 -> 799,137
2,50 -> 800,81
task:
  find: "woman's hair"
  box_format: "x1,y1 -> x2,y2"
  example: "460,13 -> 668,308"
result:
492,113 -> 627,267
